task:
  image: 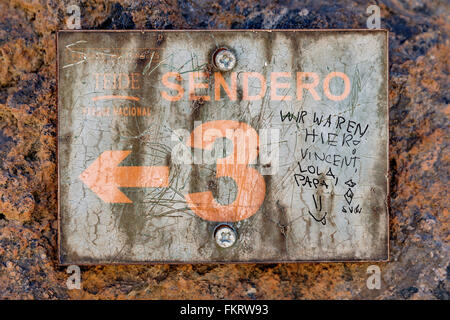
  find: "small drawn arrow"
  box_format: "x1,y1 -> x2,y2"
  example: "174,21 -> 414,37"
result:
79,151 -> 169,203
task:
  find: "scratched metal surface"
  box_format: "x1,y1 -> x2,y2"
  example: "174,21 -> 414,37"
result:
58,30 -> 388,264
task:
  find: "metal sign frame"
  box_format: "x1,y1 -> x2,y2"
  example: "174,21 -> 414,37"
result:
57,30 -> 389,265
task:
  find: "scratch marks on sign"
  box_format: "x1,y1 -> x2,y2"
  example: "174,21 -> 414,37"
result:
62,40 -> 120,69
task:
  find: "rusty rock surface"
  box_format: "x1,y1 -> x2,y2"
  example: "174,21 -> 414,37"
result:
0,0 -> 448,299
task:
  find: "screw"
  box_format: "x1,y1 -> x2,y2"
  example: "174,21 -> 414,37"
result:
213,48 -> 236,71
214,225 -> 237,248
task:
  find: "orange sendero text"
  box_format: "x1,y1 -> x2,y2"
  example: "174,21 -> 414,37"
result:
160,71 -> 351,102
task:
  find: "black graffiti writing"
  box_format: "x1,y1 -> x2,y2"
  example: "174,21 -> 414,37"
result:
281,110 -> 369,225
304,128 -> 362,147
295,174 -> 329,189
300,147 -> 360,169
280,110 -> 308,123
294,162 -> 338,190
342,178 -> 362,214
279,111 -> 369,138
308,194 -> 327,225
342,204 -> 362,214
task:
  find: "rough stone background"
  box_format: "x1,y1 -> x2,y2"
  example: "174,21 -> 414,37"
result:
0,0 -> 448,299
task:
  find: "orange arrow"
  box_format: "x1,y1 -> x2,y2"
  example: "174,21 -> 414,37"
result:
79,151 -> 169,203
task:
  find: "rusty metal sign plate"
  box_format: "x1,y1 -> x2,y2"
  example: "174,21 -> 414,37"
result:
58,30 -> 389,264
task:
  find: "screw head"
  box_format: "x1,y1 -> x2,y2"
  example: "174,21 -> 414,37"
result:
214,225 -> 237,248
213,48 -> 236,71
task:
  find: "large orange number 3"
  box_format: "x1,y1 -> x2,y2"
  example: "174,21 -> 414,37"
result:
185,120 -> 266,222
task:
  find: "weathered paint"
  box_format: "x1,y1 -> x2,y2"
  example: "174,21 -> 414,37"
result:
58,30 -> 389,264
